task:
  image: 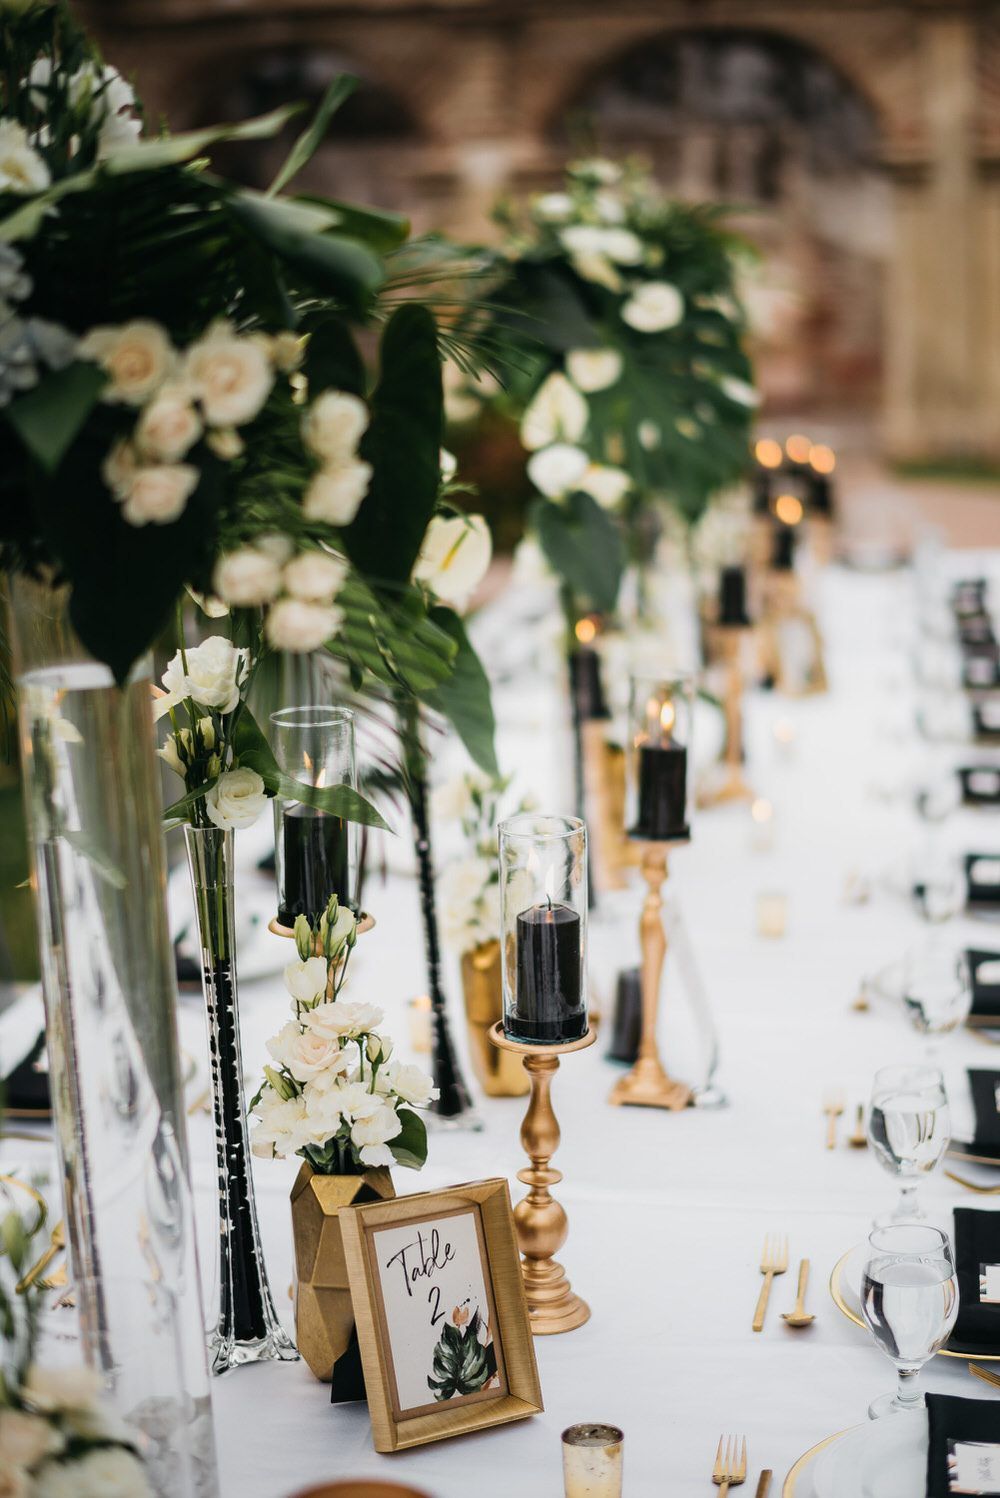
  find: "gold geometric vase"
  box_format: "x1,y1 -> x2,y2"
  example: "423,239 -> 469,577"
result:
461,939 -> 530,1098
290,1161 -> 396,1389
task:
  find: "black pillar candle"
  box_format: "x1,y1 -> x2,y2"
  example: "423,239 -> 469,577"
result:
718,565 -> 750,627
753,468 -> 772,516
633,743 -> 689,840
771,523 -> 796,572
511,902 -> 585,1043
607,967 -> 642,1064
568,647 -> 609,722
809,472 -> 834,516
278,805 -> 351,926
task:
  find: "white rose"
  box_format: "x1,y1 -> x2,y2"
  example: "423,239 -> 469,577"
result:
22,1364 -> 104,1414
718,374 -> 761,408
0,1408 -> 61,1467
534,191 -> 573,221
158,635 -> 248,716
206,427 -> 244,461
0,120 -> 50,195
205,767 -> 268,831
412,514 -> 491,610
302,390 -> 369,464
578,463 -> 631,510
212,546 -> 283,607
301,461 -> 372,526
267,1022 -> 348,1084
251,1091 -> 313,1159
621,282 -> 684,333
33,1447 -> 152,1498
134,384 -> 202,463
520,372 -> 588,451
388,1062 -> 438,1108
284,956 -> 330,1007
304,1000 -> 384,1041
282,550 -> 349,604
566,348 -> 622,393
350,1102 -> 402,1166
527,443 -> 588,500
264,598 -> 343,653
78,319 -> 175,405
183,322 -> 274,427
119,464 -> 198,527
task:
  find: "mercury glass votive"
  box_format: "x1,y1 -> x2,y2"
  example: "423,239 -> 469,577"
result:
626,672 -> 694,841
269,705 -> 359,925
562,1423 -> 624,1498
499,813 -> 587,1044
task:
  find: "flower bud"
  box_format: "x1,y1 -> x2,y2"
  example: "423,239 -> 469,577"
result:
366,1034 -> 392,1066
293,913 -> 313,962
263,1065 -> 297,1101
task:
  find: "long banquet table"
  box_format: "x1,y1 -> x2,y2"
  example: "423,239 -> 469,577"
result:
9,553 -> 1000,1496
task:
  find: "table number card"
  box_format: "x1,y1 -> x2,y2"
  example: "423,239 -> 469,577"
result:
963,769 -> 1000,804
980,1264 -> 1000,1305
967,857 -> 1000,904
975,701 -> 1000,737
948,1439 -> 1000,1494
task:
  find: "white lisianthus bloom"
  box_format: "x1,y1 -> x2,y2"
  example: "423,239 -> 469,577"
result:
264,598 -> 343,653
157,635 -> 248,717
33,1446 -> 153,1498
638,419 -> 661,451
302,390 -> 368,464
183,322 -> 274,427
412,514 -> 492,610
388,1061 -> 438,1108
561,225 -> 643,266
282,550 -> 349,604
22,1364 -> 104,1414
205,427 -> 244,461
284,955 -> 330,1007
533,191 -> 573,222
250,1091 -> 313,1160
205,768 -> 267,831
717,374 -> 761,408
351,1103 -> 402,1166
157,716 -> 214,776
268,1023 -> 348,1084
0,1408 -> 62,1467
119,464 -> 198,527
78,319 -> 175,405
565,348 -> 623,393
570,251 -> 622,292
212,546 -> 283,607
621,281 -> 684,333
134,383 -> 202,463
520,372 -> 588,451
440,448 -> 457,482
301,461 -> 372,526
0,120 -> 50,194
101,437 -> 137,499
323,1080 -> 384,1124
304,1000 -> 384,1041
578,463 -> 632,510
526,443 -> 588,500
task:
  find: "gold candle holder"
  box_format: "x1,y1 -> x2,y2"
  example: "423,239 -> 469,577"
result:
608,844 -> 691,1111
489,1022 -> 595,1335
698,626 -> 756,808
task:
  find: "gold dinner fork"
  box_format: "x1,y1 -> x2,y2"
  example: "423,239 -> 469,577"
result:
945,1170 -> 1000,1195
713,1434 -> 747,1494
752,1233 -> 788,1332
969,1363 -> 1000,1390
822,1087 -> 845,1149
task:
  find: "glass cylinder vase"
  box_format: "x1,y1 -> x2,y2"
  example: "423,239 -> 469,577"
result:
183,823 -> 298,1373
498,813 -> 588,1044
626,672 -> 694,842
270,705 -> 359,926
6,574 -> 219,1494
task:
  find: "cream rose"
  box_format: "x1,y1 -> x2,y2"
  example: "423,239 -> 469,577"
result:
267,1021 -> 348,1083
304,1000 -> 384,1041
205,767 -> 268,831
284,955 -> 331,1007
301,390 -> 368,464
412,514 -> 491,610
621,282 -> 684,333
78,319 -> 175,405
157,635 -> 248,716
566,349 -> 622,393
0,120 -> 50,195
134,383 -> 202,463
212,547 -> 283,607
520,372 -> 588,451
183,322 -> 274,427
301,461 -> 372,526
526,443 -> 588,500
264,598 -> 344,653
282,550 -> 349,604
119,464 -> 198,527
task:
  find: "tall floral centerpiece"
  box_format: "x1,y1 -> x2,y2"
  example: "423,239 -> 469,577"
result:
252,896 -> 436,1387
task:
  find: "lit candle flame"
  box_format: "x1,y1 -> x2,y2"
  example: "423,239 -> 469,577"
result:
575,617 -> 597,645
755,438 -> 783,469
774,494 -> 803,526
785,433 -> 811,465
809,443 -> 835,474
659,701 -> 675,736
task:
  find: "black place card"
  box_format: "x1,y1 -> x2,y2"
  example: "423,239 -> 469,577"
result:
929,1394 -> 1000,1496
966,855 -> 1000,906
3,1029 -> 50,1117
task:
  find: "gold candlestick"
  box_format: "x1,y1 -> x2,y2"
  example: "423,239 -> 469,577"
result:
699,626 -> 756,808
608,844 -> 691,1111
489,1023 -> 595,1335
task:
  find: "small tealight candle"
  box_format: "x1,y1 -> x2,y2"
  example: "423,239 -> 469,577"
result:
773,718 -> 796,757
750,796 -> 775,851
562,1424 -> 624,1498
408,994 -> 432,1054
756,890 -> 788,939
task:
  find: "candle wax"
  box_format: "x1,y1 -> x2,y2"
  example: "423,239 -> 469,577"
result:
510,902 -> 585,1044
632,742 -> 688,840
278,804 -> 350,926
569,647 -> 610,722
718,565 -> 750,627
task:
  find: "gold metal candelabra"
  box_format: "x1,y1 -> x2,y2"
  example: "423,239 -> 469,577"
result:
608,843 -> 691,1111
698,626 -> 756,808
489,1023 -> 595,1335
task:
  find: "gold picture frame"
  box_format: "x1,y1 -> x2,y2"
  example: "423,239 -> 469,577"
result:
339,1177 -> 543,1453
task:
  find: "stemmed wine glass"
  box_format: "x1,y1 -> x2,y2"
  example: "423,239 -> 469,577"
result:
901,941 -> 972,1051
867,1064 -> 951,1225
860,1224 -> 959,1419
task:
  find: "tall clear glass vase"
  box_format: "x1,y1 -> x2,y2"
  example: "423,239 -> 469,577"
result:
7,575 -> 219,1497
183,824 -> 298,1373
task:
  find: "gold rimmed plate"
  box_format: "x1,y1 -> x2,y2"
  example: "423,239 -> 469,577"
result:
783,1429 -> 850,1496
829,1247 -> 1000,1361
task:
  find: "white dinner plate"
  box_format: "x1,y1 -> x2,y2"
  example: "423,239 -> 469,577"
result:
812,1411 -> 927,1498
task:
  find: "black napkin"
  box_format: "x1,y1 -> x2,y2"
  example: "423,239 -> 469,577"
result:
968,958 -> 1000,1020
952,1208 -> 1000,1353
2,1029 -> 50,1116
968,1071 -> 1000,1161
965,650 -> 1000,692
927,1394 -> 1000,1497
966,856 -> 1000,908
962,771 -> 1000,809
974,705 -> 1000,742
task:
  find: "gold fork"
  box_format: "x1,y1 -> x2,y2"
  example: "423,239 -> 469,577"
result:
822,1087 -> 845,1150
713,1434 -> 748,1494
945,1170 -> 1000,1195
969,1363 -> 1000,1390
753,1233 -> 789,1332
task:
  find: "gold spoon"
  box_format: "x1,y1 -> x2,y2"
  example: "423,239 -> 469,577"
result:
847,1104 -> 868,1148
781,1259 -> 815,1328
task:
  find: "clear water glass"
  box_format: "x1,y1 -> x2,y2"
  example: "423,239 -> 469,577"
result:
901,942 -> 972,1040
860,1224 -> 958,1419
867,1064 -> 950,1224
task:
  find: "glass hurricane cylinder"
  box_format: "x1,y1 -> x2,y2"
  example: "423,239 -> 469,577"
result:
270,706 -> 359,926
499,814 -> 588,1044
183,823 -> 297,1373
6,574 -> 219,1492
626,673 -> 694,842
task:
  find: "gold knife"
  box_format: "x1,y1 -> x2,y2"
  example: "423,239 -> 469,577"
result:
755,1473 -> 772,1498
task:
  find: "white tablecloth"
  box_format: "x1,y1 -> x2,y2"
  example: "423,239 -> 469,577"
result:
9,557 -> 1000,1496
